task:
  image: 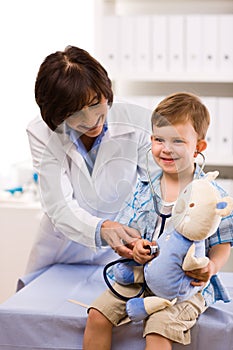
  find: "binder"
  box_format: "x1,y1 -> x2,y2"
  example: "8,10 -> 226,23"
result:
202,15 -> 218,74
101,15 -> 120,76
201,97 -> 218,157
134,16 -> 151,74
151,15 -> 168,74
168,15 -> 184,73
185,15 -> 202,74
119,15 -> 135,74
217,97 -> 233,156
219,15 -> 233,74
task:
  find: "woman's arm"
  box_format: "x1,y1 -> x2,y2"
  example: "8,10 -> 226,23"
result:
27,123 -> 103,250
27,118 -> 142,252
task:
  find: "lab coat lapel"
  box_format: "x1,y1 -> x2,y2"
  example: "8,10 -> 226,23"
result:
61,133 -> 92,182
92,123 -> 135,179
60,103 -> 137,182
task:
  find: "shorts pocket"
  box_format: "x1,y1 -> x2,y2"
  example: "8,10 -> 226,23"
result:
177,304 -> 199,322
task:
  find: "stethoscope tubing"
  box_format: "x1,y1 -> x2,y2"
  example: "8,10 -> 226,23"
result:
146,148 -> 206,217
103,258 -> 147,301
103,149 -> 206,302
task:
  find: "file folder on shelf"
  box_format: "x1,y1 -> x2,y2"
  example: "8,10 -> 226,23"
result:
119,15 -> 135,74
151,15 -> 168,74
219,15 -> 233,75
202,96 -> 218,157
168,15 -> 184,73
185,15 -> 202,74
217,97 -> 233,156
202,15 -> 218,74
102,15 -> 120,76
134,16 -> 151,74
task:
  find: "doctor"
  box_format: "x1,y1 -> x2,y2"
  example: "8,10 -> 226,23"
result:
25,45 -> 155,274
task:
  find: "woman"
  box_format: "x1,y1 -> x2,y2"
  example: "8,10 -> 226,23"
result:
25,45 -> 155,275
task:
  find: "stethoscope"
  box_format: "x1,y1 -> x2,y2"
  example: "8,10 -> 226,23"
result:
145,148 -> 206,237
103,149 -> 206,301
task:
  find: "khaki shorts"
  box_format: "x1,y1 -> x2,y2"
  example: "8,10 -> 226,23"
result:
89,283 -> 207,345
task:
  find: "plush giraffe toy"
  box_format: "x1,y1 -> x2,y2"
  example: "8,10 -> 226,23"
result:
113,171 -> 233,322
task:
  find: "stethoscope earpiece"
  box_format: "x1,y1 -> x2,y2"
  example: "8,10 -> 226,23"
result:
195,151 -> 206,179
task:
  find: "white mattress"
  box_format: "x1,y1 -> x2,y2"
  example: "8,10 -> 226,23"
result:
0,264 -> 232,350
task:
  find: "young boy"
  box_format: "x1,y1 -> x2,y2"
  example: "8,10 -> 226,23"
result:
83,92 -> 233,350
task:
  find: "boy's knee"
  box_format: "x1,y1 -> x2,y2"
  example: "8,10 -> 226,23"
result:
88,308 -> 112,328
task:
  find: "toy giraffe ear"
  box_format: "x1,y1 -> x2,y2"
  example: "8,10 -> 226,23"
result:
216,197 -> 233,217
204,171 -> 219,182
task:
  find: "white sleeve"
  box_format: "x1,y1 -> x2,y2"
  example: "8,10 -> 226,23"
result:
26,122 -> 100,250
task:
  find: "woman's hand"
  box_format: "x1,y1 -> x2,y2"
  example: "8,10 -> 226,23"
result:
100,220 -> 141,258
132,239 -> 158,264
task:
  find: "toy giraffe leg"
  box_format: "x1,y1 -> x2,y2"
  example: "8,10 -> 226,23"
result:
126,296 -> 177,322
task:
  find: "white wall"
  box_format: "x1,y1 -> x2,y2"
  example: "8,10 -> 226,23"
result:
0,0 -> 95,188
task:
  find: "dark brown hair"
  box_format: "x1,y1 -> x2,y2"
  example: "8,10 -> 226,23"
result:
151,92 -> 210,140
35,46 -> 113,130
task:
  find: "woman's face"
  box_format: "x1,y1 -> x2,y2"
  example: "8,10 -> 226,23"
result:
65,95 -> 109,137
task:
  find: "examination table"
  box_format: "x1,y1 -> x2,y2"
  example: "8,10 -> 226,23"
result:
0,264 -> 232,350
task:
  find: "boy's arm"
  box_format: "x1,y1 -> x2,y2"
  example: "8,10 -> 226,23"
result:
185,243 -> 231,286
132,239 -> 158,264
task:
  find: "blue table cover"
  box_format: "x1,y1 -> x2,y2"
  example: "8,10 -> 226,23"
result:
0,264 -> 232,350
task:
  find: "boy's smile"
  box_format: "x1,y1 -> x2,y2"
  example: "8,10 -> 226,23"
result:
151,121 -> 199,175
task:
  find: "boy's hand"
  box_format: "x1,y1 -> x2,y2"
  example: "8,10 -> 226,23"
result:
100,220 -> 140,258
186,244 -> 231,286
185,260 -> 216,286
133,239 -> 158,264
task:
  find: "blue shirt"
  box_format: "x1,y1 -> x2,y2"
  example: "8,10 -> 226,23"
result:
66,122 -> 108,175
116,165 -> 233,305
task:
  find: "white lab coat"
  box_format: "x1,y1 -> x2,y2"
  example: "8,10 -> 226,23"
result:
25,102 -> 155,274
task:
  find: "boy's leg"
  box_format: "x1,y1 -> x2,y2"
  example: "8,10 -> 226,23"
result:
83,308 -> 113,350
143,292 -> 206,345
145,333 -> 172,350
83,282 -> 143,349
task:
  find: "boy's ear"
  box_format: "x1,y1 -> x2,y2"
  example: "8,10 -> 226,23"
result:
195,140 -> 207,156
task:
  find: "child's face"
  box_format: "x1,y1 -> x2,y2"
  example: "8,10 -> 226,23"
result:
151,121 -> 200,175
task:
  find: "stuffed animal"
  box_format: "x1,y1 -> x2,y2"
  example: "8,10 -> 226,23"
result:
112,171 -> 233,322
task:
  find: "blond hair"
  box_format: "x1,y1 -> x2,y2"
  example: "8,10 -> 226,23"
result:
151,92 -> 210,140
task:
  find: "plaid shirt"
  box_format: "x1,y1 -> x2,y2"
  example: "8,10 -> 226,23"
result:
116,165 -> 233,305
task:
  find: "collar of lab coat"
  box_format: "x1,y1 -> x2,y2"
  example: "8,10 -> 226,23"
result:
107,103 -> 136,137
59,102 -> 137,150
54,103 -> 137,179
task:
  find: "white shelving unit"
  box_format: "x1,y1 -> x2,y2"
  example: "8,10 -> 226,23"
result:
94,0 -> 233,180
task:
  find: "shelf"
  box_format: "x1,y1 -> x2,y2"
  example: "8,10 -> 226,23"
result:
112,81 -> 233,98
204,165 -> 233,179
206,158 -> 233,167
111,74 -> 233,84
96,0 -> 233,173
111,0 -> 233,15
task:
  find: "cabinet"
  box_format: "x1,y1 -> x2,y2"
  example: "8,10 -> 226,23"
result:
94,0 -> 233,183
0,203 -> 42,303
